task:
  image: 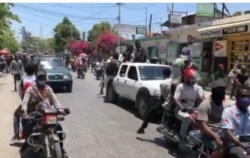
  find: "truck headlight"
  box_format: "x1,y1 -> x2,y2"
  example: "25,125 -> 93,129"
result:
63,75 -> 71,79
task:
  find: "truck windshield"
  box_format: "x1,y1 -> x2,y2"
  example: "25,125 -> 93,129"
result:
138,66 -> 171,80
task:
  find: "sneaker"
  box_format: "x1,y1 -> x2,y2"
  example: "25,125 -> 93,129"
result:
11,135 -> 19,142
62,149 -> 68,158
136,127 -> 145,134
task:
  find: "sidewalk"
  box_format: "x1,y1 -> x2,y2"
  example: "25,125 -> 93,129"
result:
0,74 -> 20,158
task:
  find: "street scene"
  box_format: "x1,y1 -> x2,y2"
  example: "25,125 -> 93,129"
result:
0,2 -> 250,158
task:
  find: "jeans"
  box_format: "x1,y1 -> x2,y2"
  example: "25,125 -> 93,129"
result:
13,114 -> 20,137
175,110 -> 192,138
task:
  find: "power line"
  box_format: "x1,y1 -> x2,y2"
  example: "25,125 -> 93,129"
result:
16,4 -> 116,20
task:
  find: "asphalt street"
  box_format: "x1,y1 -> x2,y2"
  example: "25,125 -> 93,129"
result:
0,72 -> 235,158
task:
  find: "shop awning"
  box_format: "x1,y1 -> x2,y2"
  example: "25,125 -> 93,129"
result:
197,20 -> 250,32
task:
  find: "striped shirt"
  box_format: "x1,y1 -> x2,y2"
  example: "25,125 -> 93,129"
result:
21,84 -> 62,113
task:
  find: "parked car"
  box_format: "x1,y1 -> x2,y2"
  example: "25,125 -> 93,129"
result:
105,62 -> 171,118
39,57 -> 73,92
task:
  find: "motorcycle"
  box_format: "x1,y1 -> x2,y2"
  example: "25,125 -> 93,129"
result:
20,106 -> 70,158
77,66 -> 85,79
156,84 -> 199,147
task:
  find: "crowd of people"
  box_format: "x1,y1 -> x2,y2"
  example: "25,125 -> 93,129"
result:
132,45 -> 250,158
3,39 -> 250,158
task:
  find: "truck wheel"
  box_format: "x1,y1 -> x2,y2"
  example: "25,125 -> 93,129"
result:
106,84 -> 118,103
137,95 -> 149,119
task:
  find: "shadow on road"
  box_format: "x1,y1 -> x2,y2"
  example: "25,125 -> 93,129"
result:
136,136 -> 197,158
10,142 -> 23,148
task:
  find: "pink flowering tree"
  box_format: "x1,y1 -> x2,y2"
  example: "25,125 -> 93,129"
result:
69,41 -> 88,56
95,33 -> 125,53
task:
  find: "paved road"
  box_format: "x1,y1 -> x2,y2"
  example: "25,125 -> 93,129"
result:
0,72 -> 235,158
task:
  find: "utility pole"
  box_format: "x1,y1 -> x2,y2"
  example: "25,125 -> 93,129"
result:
117,3 -> 121,54
146,7 -> 148,36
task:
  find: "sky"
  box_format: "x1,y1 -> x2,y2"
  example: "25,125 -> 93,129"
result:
9,3 -> 250,41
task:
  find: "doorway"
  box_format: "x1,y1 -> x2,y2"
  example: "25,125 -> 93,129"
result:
202,41 -> 213,72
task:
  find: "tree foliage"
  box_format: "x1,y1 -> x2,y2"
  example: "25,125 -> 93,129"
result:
69,40 -> 88,56
0,3 -> 20,50
233,11 -> 242,16
1,28 -> 19,53
87,21 -> 115,42
53,17 -> 80,53
96,33 -> 125,52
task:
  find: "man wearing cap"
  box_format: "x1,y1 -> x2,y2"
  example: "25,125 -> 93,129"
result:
214,64 -> 226,81
21,70 -> 68,158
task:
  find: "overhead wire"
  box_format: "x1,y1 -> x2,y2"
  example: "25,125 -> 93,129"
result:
15,4 -> 116,20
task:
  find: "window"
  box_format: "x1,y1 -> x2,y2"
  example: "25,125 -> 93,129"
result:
119,65 -> 128,77
128,66 -> 138,80
139,66 -> 171,80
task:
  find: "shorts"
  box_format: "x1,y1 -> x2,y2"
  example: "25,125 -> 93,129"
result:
14,73 -> 21,81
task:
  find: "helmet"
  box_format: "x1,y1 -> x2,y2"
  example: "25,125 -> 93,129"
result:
183,68 -> 197,83
181,47 -> 190,56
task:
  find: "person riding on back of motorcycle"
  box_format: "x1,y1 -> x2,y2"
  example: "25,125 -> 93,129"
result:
21,70 -> 68,158
11,63 -> 37,142
221,87 -> 250,158
174,68 -> 205,143
196,79 -> 226,158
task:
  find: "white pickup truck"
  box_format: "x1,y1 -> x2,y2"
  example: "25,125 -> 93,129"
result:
105,62 -> 171,118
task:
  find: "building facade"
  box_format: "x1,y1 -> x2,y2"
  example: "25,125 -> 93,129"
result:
197,14 -> 250,72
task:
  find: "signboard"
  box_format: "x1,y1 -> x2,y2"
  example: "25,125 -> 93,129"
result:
136,26 -> 147,34
114,24 -> 136,34
199,29 -> 222,38
222,25 -> 248,35
214,40 -> 227,57
196,3 -> 215,17
170,14 -> 182,24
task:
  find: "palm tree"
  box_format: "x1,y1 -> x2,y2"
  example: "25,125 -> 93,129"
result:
19,26 -> 31,41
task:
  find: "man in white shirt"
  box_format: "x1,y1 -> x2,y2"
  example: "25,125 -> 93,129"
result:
174,68 -> 204,141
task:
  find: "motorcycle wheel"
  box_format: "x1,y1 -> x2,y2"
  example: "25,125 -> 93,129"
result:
51,142 -> 63,158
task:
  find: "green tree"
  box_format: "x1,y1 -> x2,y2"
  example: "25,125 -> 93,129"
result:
53,17 -> 80,53
87,21 -> 115,42
233,11 -> 242,16
0,3 -> 20,49
19,26 -> 32,51
1,28 -> 19,53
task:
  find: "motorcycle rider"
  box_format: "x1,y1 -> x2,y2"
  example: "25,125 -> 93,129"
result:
174,68 -> 204,143
11,63 -> 37,142
136,67 -> 172,134
221,87 -> 250,158
21,70 -> 68,158
196,79 -> 226,158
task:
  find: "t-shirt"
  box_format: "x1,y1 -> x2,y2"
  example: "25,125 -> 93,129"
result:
19,75 -> 36,99
174,83 -> 203,109
10,60 -> 22,74
197,99 -> 223,124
